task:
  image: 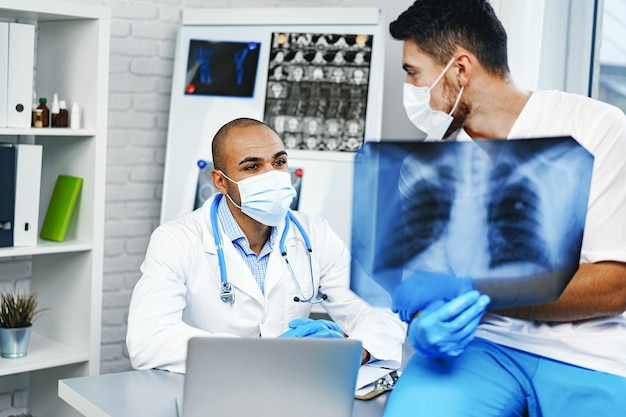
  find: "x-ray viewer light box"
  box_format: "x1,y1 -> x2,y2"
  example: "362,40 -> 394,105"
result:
161,8 -> 386,240
350,137 -> 593,310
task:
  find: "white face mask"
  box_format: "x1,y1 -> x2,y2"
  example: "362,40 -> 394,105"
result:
220,170 -> 296,226
403,57 -> 464,140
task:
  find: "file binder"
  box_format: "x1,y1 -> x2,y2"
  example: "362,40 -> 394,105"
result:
6,22 -> 35,128
0,146 -> 16,247
40,175 -> 83,242
0,22 -> 8,128
13,144 -> 43,246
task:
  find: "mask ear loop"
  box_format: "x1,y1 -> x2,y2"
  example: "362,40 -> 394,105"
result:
429,56 -> 457,90
218,170 -> 237,184
431,57 -> 464,117
224,193 -> 242,210
448,86 -> 465,116
218,170 -> 243,210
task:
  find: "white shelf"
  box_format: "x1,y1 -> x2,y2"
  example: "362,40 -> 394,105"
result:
0,332 -> 88,376
0,1 -> 109,415
0,127 -> 96,137
0,239 -> 92,258
0,0 -> 109,21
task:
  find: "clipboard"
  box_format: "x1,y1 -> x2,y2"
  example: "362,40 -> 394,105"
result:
354,368 -> 400,400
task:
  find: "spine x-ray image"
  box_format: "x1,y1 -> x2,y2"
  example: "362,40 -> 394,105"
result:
350,137 -> 593,309
263,32 -> 373,153
185,39 -> 260,97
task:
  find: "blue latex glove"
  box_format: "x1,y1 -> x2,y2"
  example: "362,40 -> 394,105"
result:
408,290 -> 490,359
392,270 -> 474,323
278,318 -> 344,339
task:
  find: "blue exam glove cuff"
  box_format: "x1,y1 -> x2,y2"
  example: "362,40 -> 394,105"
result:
279,318 -> 343,339
392,271 -> 475,323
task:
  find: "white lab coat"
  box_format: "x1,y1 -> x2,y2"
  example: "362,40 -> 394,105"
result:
127,194 -> 406,373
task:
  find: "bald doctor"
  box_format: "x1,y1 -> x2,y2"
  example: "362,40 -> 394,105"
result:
126,117 -> 406,373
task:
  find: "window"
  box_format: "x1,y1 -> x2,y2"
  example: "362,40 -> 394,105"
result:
596,0 -> 626,112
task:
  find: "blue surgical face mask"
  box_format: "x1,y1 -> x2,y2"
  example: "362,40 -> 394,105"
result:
403,57 -> 464,140
220,170 -> 296,226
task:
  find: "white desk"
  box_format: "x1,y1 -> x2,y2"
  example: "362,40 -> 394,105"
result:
59,369 -> 391,417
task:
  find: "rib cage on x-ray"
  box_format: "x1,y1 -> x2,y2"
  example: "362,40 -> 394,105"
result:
392,143 -> 551,273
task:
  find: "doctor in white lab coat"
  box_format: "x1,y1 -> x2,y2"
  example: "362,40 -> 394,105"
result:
126,118 -> 406,374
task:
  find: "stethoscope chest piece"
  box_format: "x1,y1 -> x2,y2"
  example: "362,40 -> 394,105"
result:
220,282 -> 235,304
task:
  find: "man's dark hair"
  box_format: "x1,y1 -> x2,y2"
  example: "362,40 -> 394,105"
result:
390,0 -> 510,78
211,118 -> 271,173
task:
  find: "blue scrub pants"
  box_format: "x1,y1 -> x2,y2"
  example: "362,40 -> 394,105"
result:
383,338 -> 626,417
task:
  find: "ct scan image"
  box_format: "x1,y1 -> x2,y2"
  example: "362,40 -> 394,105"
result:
263,32 -> 373,152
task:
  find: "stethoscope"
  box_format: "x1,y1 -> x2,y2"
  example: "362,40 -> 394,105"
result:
210,194 -> 328,305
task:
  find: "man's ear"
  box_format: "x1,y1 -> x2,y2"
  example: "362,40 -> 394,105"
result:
211,169 -> 228,195
453,47 -> 474,87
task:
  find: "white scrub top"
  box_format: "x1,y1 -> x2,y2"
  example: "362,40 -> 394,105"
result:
458,90 -> 626,378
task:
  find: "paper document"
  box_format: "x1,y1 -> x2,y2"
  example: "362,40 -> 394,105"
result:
355,363 -> 400,399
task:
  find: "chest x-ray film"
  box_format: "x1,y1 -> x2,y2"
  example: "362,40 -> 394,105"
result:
350,137 -> 593,309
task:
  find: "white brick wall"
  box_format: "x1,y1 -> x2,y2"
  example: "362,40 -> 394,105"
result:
102,0 -> 176,372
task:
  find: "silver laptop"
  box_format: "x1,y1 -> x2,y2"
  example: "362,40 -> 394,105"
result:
180,337 -> 363,417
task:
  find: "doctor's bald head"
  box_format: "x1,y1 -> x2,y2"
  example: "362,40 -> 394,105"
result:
212,118 -> 276,173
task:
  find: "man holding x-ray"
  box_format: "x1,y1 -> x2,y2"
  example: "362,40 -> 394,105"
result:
382,1 -> 626,416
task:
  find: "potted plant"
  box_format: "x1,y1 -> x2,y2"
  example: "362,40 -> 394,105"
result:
0,290 -> 45,358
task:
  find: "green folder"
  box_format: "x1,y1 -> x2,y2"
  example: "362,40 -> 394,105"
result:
40,175 -> 83,242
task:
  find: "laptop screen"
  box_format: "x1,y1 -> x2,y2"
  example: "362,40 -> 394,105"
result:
181,337 -> 362,417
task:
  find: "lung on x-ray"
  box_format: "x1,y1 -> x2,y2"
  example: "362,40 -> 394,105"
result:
350,137 -> 593,309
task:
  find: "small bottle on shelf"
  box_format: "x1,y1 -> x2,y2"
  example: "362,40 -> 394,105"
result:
33,109 -> 44,128
37,97 -> 50,127
50,93 -> 60,127
58,100 -> 69,127
30,91 -> 38,127
70,102 -> 81,129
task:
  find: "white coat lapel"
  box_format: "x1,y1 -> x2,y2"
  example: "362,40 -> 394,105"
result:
264,218 -> 313,299
262,219 -> 290,298
263,247 -> 290,298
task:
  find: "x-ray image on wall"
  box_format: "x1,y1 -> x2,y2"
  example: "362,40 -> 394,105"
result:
263,32 -> 372,153
350,137 -> 594,309
185,39 -> 261,97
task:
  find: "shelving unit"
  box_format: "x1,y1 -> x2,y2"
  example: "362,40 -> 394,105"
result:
0,1 -> 109,415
